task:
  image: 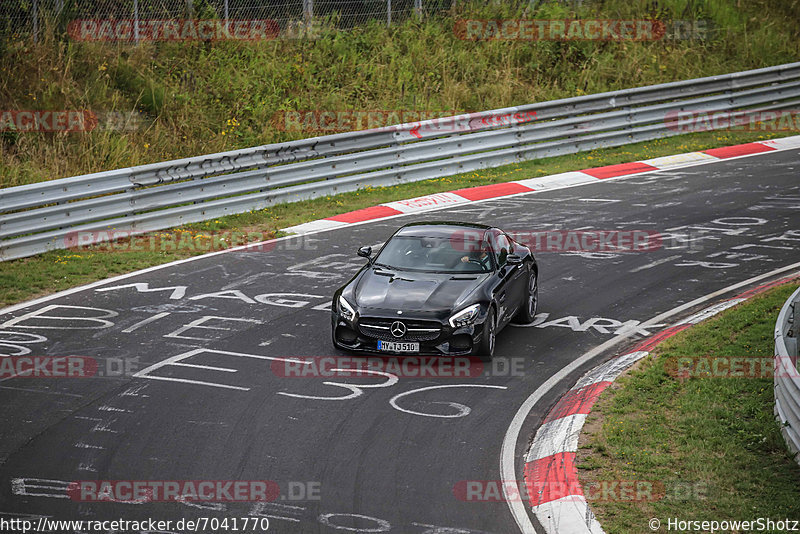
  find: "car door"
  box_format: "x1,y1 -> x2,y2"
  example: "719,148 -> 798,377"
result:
489,230 -> 525,326
503,231 -> 529,312
498,232 -> 528,320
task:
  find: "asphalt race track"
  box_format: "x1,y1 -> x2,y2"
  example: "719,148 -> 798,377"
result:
1,148 -> 799,534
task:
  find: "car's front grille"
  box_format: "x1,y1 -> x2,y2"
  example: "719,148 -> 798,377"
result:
358,317 -> 441,342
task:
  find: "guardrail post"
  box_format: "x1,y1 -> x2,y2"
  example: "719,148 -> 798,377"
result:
414,0 -> 422,17
387,0 -> 392,26
224,0 -> 229,32
304,0 -> 314,26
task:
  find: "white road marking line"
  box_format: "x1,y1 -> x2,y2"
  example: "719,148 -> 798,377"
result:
171,362 -> 238,373
500,261 -> 800,534
278,369 -> 398,401
255,514 -> 300,522
628,255 -> 682,273
98,405 -> 131,413
121,311 -> 171,333
133,348 -> 312,391
0,304 -> 117,330
135,374 -> 250,391
99,283 -> 187,300
120,384 -> 148,397
11,478 -> 70,499
258,502 -> 306,510
164,315 -> 262,341
249,501 -> 304,523
389,384 -> 507,418
92,421 -> 119,433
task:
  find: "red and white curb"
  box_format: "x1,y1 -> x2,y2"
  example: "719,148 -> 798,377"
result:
523,274 -> 800,534
283,136 -> 800,235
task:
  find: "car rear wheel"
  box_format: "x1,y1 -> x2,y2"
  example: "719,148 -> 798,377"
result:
513,270 -> 538,324
476,308 -> 496,361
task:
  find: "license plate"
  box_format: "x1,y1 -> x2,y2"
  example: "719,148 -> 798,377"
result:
377,340 -> 419,352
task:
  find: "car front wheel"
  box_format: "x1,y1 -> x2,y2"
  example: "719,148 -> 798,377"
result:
513,270 -> 538,324
476,307 -> 496,361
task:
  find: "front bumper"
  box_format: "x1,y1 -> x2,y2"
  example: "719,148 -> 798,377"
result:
331,311 -> 484,356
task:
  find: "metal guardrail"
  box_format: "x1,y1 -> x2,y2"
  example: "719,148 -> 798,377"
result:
775,286 -> 800,464
2,61 -> 800,260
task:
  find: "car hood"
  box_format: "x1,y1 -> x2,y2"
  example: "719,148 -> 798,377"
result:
353,266 -> 488,313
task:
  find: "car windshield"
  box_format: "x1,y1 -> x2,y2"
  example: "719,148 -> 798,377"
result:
374,235 -> 492,273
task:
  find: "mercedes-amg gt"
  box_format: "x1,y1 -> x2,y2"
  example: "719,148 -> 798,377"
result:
331,222 -> 538,360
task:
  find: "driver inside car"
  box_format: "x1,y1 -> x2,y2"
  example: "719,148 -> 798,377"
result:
459,248 -> 490,267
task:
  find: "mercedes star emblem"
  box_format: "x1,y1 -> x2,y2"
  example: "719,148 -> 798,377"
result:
390,321 -> 407,338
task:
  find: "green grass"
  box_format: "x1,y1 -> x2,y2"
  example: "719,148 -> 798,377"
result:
1,0 -> 799,187
0,127 -> 791,308
578,282 -> 800,533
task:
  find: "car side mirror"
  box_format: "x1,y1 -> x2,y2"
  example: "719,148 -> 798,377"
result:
506,254 -> 523,265
357,246 -> 372,258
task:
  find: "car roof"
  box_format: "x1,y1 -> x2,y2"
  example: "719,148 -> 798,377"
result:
394,221 -> 494,238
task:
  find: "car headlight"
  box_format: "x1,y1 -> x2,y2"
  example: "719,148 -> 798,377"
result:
338,295 -> 356,321
448,303 -> 481,328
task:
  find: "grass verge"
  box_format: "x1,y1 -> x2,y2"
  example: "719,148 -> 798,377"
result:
0,129 -> 793,308
2,0 -> 800,187
577,281 -> 800,533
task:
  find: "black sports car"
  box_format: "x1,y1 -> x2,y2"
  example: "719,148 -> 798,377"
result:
331,222 -> 538,360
